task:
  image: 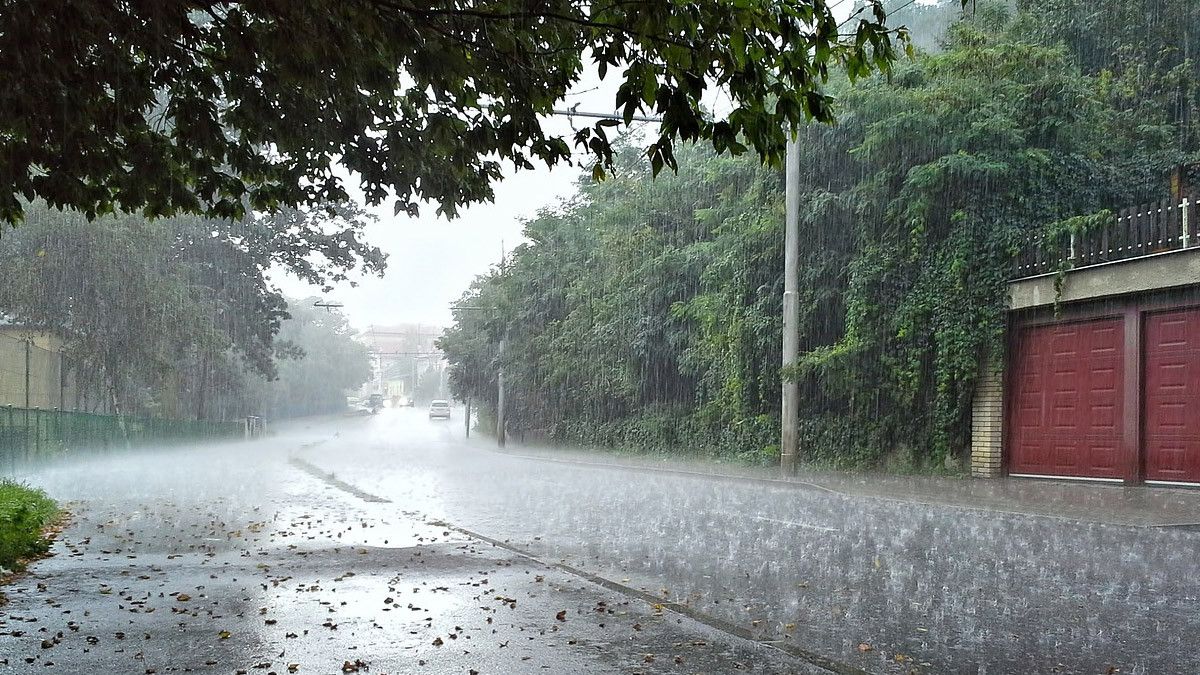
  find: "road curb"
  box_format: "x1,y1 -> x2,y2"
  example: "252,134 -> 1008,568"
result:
498,449 -> 846,493
289,456 -> 391,503
490,448 -> 1200,529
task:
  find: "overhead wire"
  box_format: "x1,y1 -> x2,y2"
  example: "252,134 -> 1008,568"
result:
839,0 -> 924,29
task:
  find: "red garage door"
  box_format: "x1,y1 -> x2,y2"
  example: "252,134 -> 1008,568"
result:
1009,318 -> 1128,479
1144,309 -> 1200,483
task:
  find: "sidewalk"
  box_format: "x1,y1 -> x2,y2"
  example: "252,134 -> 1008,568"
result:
497,443 -> 1200,528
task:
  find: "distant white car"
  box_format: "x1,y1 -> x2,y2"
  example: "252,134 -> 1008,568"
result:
428,400 -> 451,420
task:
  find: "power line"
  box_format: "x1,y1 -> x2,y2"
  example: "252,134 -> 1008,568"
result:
839,0 -> 923,29
313,299 -> 343,313
550,105 -> 664,124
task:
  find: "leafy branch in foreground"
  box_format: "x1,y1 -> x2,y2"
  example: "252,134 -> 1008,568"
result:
0,0 -> 908,224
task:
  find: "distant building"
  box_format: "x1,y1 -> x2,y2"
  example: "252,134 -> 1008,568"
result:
0,325 -> 94,411
357,324 -> 446,402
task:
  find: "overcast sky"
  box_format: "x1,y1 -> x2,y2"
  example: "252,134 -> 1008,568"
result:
275,160 -> 580,331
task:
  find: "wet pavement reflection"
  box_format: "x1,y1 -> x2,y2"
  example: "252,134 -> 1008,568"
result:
298,408 -> 1200,674
2,408 -> 1197,674
0,417 -> 824,674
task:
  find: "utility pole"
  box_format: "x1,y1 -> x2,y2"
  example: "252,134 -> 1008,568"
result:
59,352 -> 66,410
23,337 -> 31,409
410,355 -> 418,399
496,338 -> 506,448
413,323 -> 422,400
464,396 -> 471,438
495,247 -> 509,449
781,134 -> 801,476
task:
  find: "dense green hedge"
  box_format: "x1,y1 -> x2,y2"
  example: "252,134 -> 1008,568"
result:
0,481 -> 58,571
550,408 -> 779,465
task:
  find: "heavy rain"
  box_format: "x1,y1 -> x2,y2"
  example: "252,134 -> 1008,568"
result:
0,1 -> 1198,674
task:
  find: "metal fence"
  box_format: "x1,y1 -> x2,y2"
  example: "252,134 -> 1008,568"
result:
0,405 -> 246,472
1014,194 -> 1199,278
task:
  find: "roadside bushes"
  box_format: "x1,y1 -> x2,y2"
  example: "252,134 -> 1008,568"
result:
553,408 -> 779,465
0,481 -> 58,571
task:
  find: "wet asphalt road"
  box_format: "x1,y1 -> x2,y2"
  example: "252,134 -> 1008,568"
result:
4,408 -> 1200,674
0,415 -> 823,675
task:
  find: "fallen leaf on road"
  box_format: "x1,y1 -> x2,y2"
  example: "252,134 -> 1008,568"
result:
555,610 -> 567,622
858,643 -> 873,652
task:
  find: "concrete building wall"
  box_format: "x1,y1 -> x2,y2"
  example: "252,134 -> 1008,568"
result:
0,331 -> 63,408
25,340 -> 62,409
1010,247 -> 1200,310
0,328 -> 87,410
0,334 -> 27,407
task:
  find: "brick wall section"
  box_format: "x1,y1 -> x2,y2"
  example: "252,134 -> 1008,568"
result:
971,360 -> 1004,478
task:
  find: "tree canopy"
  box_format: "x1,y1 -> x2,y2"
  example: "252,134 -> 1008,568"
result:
244,298 -> 373,419
0,0 -> 909,224
0,201 -> 383,419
